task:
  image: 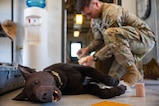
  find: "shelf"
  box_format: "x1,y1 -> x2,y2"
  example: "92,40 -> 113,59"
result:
0,32 -> 8,37
0,25 -> 6,37
0,0 -> 14,66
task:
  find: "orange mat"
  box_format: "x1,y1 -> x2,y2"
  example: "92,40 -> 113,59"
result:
92,101 -> 132,106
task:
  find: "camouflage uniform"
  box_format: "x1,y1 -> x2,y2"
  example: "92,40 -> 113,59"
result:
86,3 -> 155,84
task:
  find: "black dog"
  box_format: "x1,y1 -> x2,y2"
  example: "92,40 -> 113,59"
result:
13,63 -> 126,103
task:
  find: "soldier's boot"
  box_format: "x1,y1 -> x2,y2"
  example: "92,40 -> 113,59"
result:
143,58 -> 159,80
121,66 -> 142,87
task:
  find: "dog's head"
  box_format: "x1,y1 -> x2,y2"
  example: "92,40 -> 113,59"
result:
13,65 -> 62,103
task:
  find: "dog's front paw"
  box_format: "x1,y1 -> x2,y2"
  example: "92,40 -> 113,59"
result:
118,80 -> 133,92
116,85 -> 127,95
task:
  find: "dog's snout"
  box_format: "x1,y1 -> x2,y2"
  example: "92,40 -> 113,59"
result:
43,93 -> 47,96
42,92 -> 49,100
42,92 -> 48,98
39,91 -> 52,102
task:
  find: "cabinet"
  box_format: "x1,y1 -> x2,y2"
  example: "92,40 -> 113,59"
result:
0,0 -> 14,66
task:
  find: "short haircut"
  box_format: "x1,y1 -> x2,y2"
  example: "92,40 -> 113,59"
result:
76,0 -> 92,13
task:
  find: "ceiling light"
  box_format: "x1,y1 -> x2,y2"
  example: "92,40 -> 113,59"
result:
75,14 -> 83,24
73,30 -> 80,37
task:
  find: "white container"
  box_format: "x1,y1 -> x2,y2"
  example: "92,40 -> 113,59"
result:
23,7 -> 48,71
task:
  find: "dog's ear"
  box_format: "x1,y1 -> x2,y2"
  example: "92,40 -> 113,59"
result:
18,64 -> 36,80
12,89 -> 29,101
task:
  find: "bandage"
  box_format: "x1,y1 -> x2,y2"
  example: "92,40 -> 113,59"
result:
136,83 -> 145,97
78,56 -> 87,66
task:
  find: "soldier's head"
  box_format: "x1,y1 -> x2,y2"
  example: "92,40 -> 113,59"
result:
76,0 -> 102,19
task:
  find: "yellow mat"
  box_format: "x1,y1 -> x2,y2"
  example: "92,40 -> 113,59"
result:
92,101 -> 132,106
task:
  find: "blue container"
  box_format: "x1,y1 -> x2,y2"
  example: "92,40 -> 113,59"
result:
26,0 -> 46,8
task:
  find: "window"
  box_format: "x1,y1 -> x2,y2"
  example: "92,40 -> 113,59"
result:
70,42 -> 82,58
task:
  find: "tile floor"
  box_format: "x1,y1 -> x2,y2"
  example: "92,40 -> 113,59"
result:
0,79 -> 159,106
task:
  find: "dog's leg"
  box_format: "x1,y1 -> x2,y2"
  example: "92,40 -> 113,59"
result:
84,84 -> 126,99
77,65 -> 119,86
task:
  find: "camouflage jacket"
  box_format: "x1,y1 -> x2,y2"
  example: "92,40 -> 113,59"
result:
87,2 -> 155,61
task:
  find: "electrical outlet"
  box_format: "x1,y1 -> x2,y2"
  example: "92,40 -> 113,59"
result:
16,46 -> 23,51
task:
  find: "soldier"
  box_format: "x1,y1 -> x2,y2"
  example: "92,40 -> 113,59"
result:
76,0 -> 155,87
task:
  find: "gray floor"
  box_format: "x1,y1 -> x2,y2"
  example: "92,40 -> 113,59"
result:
0,79 -> 159,106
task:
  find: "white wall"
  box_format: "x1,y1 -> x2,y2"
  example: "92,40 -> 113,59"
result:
122,0 -> 136,14
46,0 -> 62,64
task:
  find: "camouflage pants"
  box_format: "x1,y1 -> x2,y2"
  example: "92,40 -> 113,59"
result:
102,26 -> 155,79
108,60 -> 143,79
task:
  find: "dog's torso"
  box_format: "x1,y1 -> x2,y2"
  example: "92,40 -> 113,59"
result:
13,63 -> 126,103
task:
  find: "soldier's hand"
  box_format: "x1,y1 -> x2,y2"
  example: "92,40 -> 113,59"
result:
78,56 -> 94,66
77,47 -> 89,59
